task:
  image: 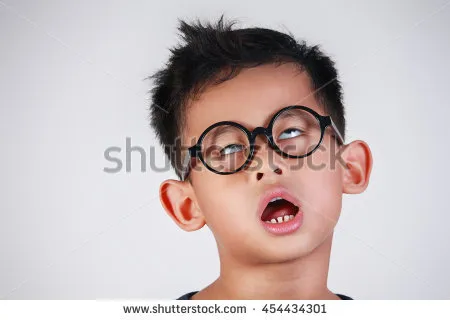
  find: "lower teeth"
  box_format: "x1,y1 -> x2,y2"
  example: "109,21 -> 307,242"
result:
266,214 -> 295,223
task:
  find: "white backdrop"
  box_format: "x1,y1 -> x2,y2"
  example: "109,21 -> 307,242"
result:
1,0 -> 449,299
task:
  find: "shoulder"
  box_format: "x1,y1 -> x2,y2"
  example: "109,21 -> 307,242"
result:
176,291 -> 199,300
176,291 -> 352,300
336,293 -> 353,300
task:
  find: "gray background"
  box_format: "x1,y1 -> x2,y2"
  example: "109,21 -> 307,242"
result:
1,0 -> 449,299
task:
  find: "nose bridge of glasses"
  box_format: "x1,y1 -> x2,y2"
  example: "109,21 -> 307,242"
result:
248,126 -> 276,159
250,126 -> 271,144
248,126 -> 284,173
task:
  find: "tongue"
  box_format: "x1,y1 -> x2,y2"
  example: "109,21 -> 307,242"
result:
261,200 -> 298,221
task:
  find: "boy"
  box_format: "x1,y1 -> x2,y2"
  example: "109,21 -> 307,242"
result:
148,16 -> 372,300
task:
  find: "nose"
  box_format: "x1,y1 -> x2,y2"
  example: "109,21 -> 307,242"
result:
250,134 -> 285,182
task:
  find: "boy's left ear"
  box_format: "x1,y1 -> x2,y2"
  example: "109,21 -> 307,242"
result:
340,140 -> 373,194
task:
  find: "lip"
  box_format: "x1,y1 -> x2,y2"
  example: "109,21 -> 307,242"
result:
257,186 -> 304,235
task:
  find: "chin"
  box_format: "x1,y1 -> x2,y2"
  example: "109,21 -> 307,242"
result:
251,236 -> 324,264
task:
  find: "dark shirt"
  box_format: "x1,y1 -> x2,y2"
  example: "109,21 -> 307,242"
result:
177,291 -> 353,300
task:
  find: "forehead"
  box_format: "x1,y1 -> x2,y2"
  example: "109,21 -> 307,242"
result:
184,63 -> 323,142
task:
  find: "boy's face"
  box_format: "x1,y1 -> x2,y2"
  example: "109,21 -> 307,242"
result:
165,63 -> 370,263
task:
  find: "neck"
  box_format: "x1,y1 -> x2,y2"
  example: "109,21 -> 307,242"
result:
195,233 -> 336,300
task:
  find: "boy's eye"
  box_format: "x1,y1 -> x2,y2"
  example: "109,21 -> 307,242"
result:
220,144 -> 245,156
278,128 -> 303,140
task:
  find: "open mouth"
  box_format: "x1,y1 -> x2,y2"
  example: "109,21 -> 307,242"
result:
260,197 -> 300,223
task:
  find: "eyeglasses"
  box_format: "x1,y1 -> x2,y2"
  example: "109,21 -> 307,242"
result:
181,105 -> 344,180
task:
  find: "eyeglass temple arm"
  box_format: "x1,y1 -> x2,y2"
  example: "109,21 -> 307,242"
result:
181,146 -> 197,181
181,153 -> 190,181
330,118 -> 345,145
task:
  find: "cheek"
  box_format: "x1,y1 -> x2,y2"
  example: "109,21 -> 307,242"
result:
307,139 -> 343,190
193,175 -> 255,244
296,147 -> 343,233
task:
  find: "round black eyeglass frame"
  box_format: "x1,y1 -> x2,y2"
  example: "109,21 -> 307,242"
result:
180,105 -> 344,181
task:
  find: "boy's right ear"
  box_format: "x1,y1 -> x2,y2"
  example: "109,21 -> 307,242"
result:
159,179 -> 205,231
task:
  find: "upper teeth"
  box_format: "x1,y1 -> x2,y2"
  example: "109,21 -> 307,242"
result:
269,197 -> 283,203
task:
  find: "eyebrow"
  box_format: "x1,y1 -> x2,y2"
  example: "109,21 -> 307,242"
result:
276,109 -> 299,119
275,109 -> 316,126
